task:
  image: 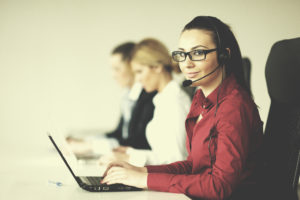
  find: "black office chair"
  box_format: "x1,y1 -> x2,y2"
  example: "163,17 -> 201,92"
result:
262,37 -> 300,200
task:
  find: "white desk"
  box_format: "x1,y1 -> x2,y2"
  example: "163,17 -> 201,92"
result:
0,144 -> 190,200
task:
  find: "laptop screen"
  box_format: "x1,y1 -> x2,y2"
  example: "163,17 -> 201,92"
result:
48,133 -> 80,180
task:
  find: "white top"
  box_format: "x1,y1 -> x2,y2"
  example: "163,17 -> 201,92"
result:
127,80 -> 191,166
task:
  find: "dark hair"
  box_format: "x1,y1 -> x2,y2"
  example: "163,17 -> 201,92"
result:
111,42 -> 136,63
183,16 -> 251,97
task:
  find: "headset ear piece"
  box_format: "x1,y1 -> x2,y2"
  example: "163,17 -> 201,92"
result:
218,49 -> 230,65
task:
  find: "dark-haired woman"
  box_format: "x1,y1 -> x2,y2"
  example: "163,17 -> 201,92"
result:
102,16 -> 263,200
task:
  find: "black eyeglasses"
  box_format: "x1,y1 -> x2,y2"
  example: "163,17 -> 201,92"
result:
172,48 -> 217,62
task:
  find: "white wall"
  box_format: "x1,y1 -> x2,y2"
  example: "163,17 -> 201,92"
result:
0,0 -> 299,156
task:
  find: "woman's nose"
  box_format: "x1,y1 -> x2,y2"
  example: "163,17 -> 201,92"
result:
181,56 -> 195,69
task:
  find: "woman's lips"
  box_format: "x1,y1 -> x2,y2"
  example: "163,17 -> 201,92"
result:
186,71 -> 199,79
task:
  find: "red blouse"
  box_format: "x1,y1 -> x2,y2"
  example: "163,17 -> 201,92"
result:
146,74 -> 263,199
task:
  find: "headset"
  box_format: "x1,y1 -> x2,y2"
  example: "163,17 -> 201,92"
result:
182,16 -> 230,88
205,16 -> 230,66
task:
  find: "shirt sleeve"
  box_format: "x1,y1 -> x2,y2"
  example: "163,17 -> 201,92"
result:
147,102 -> 254,199
146,159 -> 193,174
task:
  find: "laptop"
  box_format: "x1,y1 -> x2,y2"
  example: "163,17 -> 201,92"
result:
48,133 -> 142,192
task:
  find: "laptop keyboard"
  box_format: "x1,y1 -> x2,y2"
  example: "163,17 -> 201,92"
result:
79,176 -> 141,191
87,177 -> 103,185
80,176 -> 103,186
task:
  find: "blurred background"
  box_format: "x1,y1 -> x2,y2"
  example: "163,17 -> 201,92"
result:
0,0 -> 299,161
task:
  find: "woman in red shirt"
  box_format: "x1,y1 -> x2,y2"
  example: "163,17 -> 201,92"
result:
102,16 -> 264,200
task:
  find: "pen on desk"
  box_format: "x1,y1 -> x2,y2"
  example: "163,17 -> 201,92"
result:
48,180 -> 63,186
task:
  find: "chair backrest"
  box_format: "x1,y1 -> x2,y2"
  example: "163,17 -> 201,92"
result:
263,37 -> 300,199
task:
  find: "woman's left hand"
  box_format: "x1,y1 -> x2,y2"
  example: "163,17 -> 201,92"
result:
101,161 -> 148,189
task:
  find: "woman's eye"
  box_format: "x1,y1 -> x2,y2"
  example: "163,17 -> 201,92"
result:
179,52 -> 185,57
193,50 -> 204,56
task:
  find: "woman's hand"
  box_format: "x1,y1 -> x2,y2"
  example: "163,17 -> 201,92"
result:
98,152 -> 129,165
113,146 -> 130,153
101,161 -> 148,189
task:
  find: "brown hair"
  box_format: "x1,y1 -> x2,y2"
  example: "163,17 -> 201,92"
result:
131,38 -> 180,73
111,42 -> 136,64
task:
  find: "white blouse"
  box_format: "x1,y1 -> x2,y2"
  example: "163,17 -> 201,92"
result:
127,80 -> 191,166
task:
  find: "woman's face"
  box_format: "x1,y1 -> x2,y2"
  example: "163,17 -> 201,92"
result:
131,61 -> 159,92
178,29 -> 221,88
109,53 -> 134,88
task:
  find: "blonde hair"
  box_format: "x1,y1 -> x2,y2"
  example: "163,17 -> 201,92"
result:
130,38 -> 180,73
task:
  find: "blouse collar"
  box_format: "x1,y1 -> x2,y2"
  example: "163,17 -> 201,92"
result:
194,73 -> 238,110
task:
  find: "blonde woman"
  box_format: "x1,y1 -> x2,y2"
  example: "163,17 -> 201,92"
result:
100,38 -> 191,166
67,42 -> 156,157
